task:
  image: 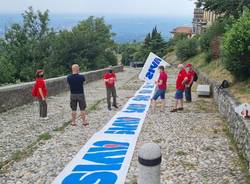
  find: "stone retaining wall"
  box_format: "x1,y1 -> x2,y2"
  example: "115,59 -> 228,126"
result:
0,65 -> 123,113
198,71 -> 250,171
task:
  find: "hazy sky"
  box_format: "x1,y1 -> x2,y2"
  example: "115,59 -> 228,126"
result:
0,0 -> 195,17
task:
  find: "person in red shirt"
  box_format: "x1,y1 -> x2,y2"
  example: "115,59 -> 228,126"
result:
185,63 -> 196,102
103,66 -> 118,111
152,65 -> 168,112
171,64 -> 188,112
34,70 -> 48,119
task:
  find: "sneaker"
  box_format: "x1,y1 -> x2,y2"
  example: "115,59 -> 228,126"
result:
82,122 -> 89,126
177,107 -> 184,111
40,116 -> 49,120
170,109 -> 178,112
113,105 -> 118,109
108,107 -> 112,111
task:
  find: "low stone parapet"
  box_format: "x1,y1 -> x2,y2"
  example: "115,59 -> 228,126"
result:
0,65 -> 123,112
198,71 -> 250,172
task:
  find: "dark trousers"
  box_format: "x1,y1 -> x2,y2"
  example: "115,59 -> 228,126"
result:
106,87 -> 117,108
185,83 -> 193,102
38,99 -> 47,117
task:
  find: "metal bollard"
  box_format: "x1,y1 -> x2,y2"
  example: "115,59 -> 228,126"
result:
138,143 -> 162,184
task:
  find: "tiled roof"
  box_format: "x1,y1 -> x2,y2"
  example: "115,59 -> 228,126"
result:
171,27 -> 192,34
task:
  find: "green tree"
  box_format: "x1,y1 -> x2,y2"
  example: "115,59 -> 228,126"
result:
141,26 -> 167,61
119,43 -> 142,66
166,33 -> 188,53
45,16 -> 117,77
0,55 -> 16,84
176,39 -> 198,61
222,8 -> 250,80
196,0 -> 250,17
1,7 -> 54,82
0,8 -> 120,84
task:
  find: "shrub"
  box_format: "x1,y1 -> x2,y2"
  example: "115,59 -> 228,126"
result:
199,18 -> 232,60
166,33 -> 188,52
222,8 -> 250,80
176,39 -> 198,61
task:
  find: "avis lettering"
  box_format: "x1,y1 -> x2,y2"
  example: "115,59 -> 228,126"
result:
62,141 -> 129,184
104,117 -> 141,135
145,57 -> 161,80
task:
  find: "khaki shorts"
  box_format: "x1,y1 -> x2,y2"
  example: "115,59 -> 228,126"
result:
70,94 -> 86,111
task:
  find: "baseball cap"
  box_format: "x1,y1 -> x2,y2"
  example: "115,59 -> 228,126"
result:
177,64 -> 184,68
36,70 -> 44,75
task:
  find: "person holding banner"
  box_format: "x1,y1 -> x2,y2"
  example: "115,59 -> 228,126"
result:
185,63 -> 195,102
103,66 -> 118,111
171,64 -> 188,112
152,65 -> 168,112
67,64 -> 88,126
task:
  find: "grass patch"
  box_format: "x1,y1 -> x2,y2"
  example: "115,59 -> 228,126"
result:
53,121 -> 71,132
180,160 -> 196,170
176,150 -> 188,156
222,119 -> 250,183
0,132 -> 53,172
38,133 -> 52,141
182,53 -> 250,103
87,98 -> 105,113
192,99 -> 217,113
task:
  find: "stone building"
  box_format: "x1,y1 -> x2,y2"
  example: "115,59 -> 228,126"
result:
192,8 -> 219,35
192,8 -> 205,35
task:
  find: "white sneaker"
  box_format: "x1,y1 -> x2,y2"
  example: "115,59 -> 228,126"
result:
40,117 -> 49,120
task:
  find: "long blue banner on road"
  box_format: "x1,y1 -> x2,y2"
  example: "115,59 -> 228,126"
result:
53,82 -> 155,184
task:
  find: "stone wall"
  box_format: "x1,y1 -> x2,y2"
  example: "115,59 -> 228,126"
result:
0,66 -> 123,113
198,71 -> 250,171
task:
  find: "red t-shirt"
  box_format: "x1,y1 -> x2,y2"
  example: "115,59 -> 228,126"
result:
158,71 -> 168,90
35,78 -> 48,98
187,71 -> 195,85
103,72 -> 116,88
176,69 -> 187,91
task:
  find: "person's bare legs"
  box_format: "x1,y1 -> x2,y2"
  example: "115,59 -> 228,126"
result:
71,111 -> 77,126
180,99 -> 184,108
151,99 -> 156,112
81,111 -> 88,126
160,99 -> 165,111
171,100 -> 178,112
175,100 -> 178,109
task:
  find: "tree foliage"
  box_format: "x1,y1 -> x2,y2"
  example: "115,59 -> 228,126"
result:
1,7 -> 53,82
44,16 -> 117,78
196,0 -> 250,17
176,38 -> 198,61
0,8 -> 117,84
166,33 -> 188,53
119,43 -> 142,66
199,18 -> 233,62
222,8 -> 250,80
141,27 -> 167,60
119,27 -> 167,65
